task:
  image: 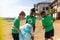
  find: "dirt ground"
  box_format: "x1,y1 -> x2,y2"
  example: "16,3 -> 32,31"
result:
1,19 -> 60,40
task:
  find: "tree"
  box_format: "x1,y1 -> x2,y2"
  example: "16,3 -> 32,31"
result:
49,8 -> 56,17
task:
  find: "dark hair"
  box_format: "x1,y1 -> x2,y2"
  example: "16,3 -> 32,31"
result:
31,8 -> 35,13
19,11 -> 25,16
40,11 -> 46,15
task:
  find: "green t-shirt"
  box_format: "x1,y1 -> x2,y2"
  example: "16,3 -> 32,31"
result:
26,15 -> 36,26
42,15 -> 54,32
12,18 -> 20,33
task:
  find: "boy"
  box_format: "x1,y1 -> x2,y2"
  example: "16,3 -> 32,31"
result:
40,11 -> 55,40
19,23 -> 33,40
12,11 -> 25,40
26,8 -> 36,32
26,8 -> 36,40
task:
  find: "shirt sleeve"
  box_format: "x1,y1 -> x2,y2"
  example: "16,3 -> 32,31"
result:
51,16 -> 54,20
13,19 -> 19,28
33,17 -> 36,24
51,16 -> 55,23
26,16 -> 28,22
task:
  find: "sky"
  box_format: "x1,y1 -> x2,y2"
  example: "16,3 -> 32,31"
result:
0,0 -> 54,18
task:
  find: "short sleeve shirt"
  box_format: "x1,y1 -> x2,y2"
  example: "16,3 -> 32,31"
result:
42,15 -> 54,32
12,18 -> 20,33
26,15 -> 36,26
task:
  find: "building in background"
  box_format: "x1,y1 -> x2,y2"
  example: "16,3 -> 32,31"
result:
34,0 -> 59,19
34,2 -> 51,14
57,0 -> 60,19
34,1 -> 52,19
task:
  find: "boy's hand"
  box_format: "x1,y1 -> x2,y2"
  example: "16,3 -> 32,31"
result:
40,26 -> 45,29
31,36 -> 34,40
42,26 -> 46,29
18,30 -> 21,33
13,26 -> 22,33
53,19 -> 55,23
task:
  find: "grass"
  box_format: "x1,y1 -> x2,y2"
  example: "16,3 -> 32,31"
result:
0,18 -> 5,40
0,19 -> 60,40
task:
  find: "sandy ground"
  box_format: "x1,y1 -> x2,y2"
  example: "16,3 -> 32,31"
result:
1,19 -> 60,40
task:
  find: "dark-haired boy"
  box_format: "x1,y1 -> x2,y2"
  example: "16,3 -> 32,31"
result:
40,11 -> 55,40
26,8 -> 36,40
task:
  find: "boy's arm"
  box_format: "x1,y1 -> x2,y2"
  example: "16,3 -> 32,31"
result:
13,26 -> 21,33
42,20 -> 46,29
33,17 -> 36,24
51,16 -> 55,23
53,18 -> 55,23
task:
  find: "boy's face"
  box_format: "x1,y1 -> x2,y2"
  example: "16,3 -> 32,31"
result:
19,15 -> 25,19
30,12 -> 34,17
40,13 -> 46,18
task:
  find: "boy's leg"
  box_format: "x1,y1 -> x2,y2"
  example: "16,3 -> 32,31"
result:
45,31 -> 51,40
31,36 -> 34,40
45,38 -> 48,40
49,37 -> 53,40
45,37 -> 53,40
45,29 -> 54,40
12,33 -> 19,40
49,29 -> 54,40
